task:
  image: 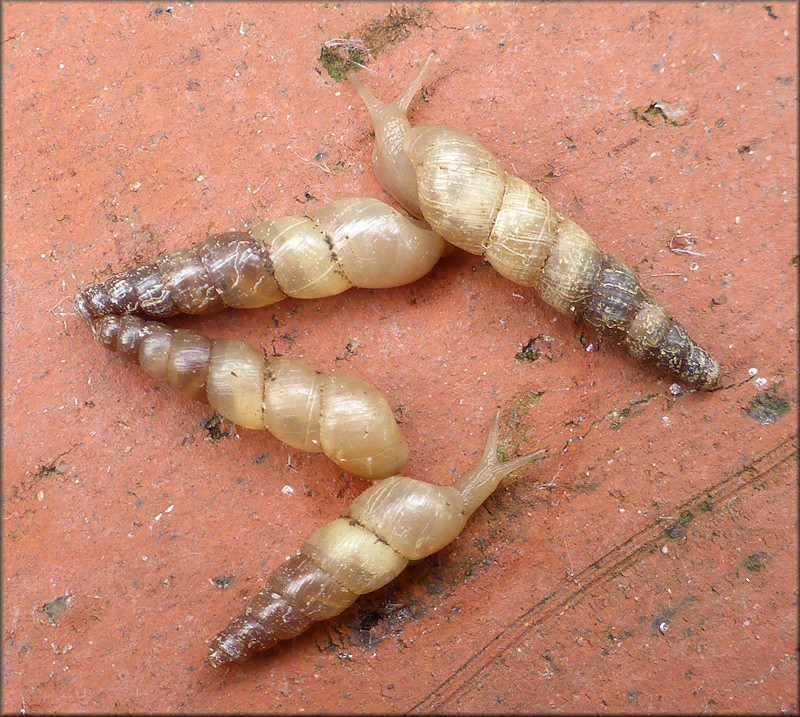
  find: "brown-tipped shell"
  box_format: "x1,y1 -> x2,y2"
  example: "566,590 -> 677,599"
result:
91,314 -> 408,479
74,199 -> 445,319
349,59 -> 721,389
207,411 -> 541,667
402,124 -> 721,389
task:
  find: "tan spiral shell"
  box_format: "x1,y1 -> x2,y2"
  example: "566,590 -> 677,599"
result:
91,314 -> 408,480
207,410 -> 544,667
349,55 -> 721,390
74,198 -> 446,319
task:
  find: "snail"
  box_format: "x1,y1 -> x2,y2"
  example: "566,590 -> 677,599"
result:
348,53 -> 722,390
74,198 -> 446,319
90,314 -> 408,480
207,409 -> 544,667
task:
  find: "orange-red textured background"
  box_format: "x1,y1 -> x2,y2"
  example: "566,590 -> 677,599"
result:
2,2 -> 797,713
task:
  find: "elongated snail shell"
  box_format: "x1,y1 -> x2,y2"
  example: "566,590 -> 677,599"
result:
349,55 -> 721,390
75,198 -> 446,319
207,409 -> 543,667
91,314 -> 408,480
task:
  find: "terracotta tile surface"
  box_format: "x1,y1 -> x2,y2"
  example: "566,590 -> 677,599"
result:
2,2 -> 797,713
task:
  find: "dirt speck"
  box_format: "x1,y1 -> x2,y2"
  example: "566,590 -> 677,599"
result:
319,6 -> 432,82
515,335 -> 554,362
42,594 -> 74,623
211,574 -> 234,589
665,509 -> 693,540
744,552 -> 770,573
200,413 -> 234,442
632,100 -> 688,127
743,392 -> 790,425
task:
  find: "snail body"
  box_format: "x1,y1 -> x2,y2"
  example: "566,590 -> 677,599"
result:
349,56 -> 721,390
92,314 -> 408,480
75,198 -> 446,319
207,410 -> 543,667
